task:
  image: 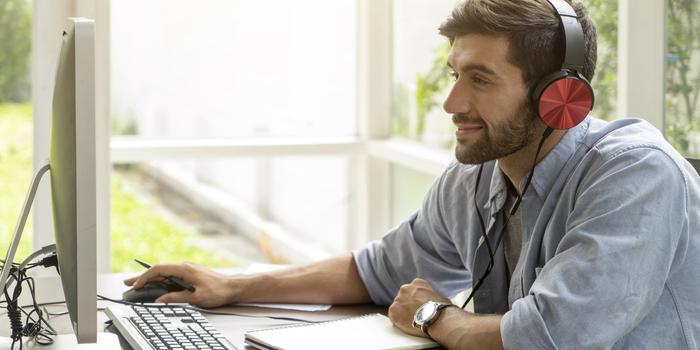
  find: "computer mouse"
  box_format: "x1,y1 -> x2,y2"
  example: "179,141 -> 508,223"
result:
122,281 -> 185,303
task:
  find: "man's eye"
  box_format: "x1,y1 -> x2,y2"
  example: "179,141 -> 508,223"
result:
449,71 -> 459,81
472,76 -> 488,86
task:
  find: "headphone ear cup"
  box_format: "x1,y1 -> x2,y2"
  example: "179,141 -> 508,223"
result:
533,70 -> 594,130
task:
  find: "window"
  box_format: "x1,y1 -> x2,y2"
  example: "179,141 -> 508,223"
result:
390,164 -> 434,226
664,0 -> 700,157
110,0 -> 359,266
586,0 -> 618,121
392,0 -> 457,149
111,0 -> 357,139
0,0 -> 32,259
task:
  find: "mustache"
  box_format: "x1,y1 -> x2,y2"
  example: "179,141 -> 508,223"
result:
452,114 -> 484,125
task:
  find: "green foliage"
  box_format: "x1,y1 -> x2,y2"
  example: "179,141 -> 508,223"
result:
666,122 -> 693,152
414,43 -> 452,139
0,103 -> 33,260
112,110 -> 140,136
112,118 -> 139,136
110,169 -> 235,272
0,0 -> 32,102
665,0 -> 700,152
0,103 -> 234,272
586,0 -> 618,121
392,84 -> 411,137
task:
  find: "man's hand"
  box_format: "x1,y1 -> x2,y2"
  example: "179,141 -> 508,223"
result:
388,278 -> 452,338
124,262 -> 241,308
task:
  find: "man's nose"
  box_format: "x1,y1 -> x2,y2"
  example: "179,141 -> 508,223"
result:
443,83 -> 471,116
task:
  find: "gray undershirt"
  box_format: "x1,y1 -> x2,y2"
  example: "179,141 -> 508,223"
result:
503,192 -> 523,283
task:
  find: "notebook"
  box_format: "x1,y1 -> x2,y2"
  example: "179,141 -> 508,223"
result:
244,313 -> 440,350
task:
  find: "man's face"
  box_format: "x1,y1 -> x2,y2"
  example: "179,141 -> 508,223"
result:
444,34 -> 541,164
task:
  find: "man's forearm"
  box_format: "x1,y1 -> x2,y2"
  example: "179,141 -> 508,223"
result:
428,307 -> 504,350
230,254 -> 373,305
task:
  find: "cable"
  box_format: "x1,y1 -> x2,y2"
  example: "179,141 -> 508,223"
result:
97,294 -> 322,324
1,246 -> 60,348
0,301 -> 68,316
6,267 -> 27,349
18,245 -> 56,272
461,127 -> 553,310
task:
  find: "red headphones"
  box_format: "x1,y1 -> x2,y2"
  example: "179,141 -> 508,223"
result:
532,0 -> 595,130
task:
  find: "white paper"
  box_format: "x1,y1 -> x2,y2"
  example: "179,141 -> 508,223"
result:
245,313 -> 438,350
236,302 -> 332,312
235,264 -> 332,312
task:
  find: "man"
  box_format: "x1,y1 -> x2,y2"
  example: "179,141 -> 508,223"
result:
127,0 -> 700,348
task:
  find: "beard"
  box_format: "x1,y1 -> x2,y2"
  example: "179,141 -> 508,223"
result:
454,100 -> 542,164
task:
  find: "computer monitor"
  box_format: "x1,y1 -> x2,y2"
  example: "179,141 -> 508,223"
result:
0,18 -> 97,344
50,17 -> 97,343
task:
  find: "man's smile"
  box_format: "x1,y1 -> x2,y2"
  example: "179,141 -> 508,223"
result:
455,123 -> 484,140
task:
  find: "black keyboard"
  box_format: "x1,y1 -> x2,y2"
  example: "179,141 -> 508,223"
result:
105,304 -> 238,350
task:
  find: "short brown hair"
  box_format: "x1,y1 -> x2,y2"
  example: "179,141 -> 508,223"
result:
439,0 -> 597,92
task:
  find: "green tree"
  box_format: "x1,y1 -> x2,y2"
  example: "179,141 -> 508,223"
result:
0,0 -> 31,102
586,0 -> 618,121
665,0 -> 700,153
413,43 -> 452,140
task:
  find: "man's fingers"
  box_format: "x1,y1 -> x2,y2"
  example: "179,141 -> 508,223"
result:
133,264 -> 190,289
124,276 -> 138,286
155,290 -> 192,304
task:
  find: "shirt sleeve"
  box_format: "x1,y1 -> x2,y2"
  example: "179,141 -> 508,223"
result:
352,164 -> 471,306
501,147 -> 690,349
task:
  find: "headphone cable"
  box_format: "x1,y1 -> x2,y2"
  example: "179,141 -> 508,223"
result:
460,127 -> 553,310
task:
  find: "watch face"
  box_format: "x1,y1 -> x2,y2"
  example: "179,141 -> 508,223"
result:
416,302 -> 438,323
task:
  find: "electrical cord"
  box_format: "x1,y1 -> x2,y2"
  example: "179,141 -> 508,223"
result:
461,127 -> 553,310
0,301 -> 68,315
1,247 -> 60,349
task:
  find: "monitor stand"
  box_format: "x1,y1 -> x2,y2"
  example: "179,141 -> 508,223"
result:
0,160 -> 50,293
0,333 -> 121,350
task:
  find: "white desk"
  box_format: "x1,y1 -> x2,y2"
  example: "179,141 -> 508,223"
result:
1,273 -> 385,349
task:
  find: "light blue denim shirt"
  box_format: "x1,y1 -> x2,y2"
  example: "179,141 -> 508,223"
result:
353,117 -> 700,349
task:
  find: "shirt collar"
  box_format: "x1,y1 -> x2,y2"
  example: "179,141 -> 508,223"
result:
525,118 -> 591,200
485,118 -> 591,210
486,160 -> 508,210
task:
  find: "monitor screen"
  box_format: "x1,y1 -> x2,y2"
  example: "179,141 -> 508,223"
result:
49,17 -> 97,343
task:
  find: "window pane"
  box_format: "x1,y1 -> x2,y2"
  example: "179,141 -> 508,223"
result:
0,0 -> 32,260
586,0 -> 618,121
392,0 -> 456,149
112,164 -> 246,272
112,156 -> 352,270
390,164 -> 435,228
111,0 -> 357,139
0,104 -> 33,260
664,0 -> 700,157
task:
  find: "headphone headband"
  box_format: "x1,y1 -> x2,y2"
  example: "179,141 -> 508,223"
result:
544,0 -> 586,71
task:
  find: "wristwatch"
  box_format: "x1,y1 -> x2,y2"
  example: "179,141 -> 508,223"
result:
412,301 -> 453,335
